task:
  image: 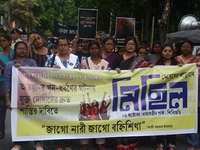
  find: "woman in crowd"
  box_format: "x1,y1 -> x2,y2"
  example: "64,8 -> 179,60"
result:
137,47 -> 148,61
45,35 -> 79,150
48,43 -> 58,55
117,47 -> 125,56
112,36 -> 149,150
175,40 -> 198,65
112,36 -> 148,72
81,40 -> 109,70
72,34 -> 90,63
80,41 -> 108,150
27,30 -> 50,67
100,37 -> 118,69
146,41 -> 162,63
172,41 -> 181,57
0,34 -> 14,139
44,35 -> 80,69
4,41 -> 42,150
153,43 -> 180,150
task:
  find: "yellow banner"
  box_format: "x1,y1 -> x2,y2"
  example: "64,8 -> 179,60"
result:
11,64 -> 198,141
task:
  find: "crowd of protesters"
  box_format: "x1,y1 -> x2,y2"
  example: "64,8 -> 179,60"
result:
0,27 -> 200,150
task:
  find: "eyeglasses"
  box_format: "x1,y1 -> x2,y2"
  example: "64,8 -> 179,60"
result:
58,44 -> 68,47
127,43 -> 135,46
196,53 -> 200,56
0,40 -> 7,43
182,46 -> 191,49
105,43 -> 114,46
138,52 -> 147,55
17,47 -> 27,50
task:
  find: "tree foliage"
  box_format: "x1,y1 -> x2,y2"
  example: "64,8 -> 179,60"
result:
2,0 -> 200,42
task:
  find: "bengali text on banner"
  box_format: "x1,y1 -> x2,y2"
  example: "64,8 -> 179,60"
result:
11,64 -> 198,141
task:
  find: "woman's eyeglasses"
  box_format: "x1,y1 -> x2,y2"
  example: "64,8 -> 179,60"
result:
127,43 -> 135,46
138,52 -> 148,55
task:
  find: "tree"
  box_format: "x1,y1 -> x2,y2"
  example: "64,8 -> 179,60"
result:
0,0 -> 40,30
159,0 -> 173,44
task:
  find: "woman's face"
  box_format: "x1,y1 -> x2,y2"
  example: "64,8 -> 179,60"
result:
0,36 -> 11,49
125,40 -> 136,53
82,40 -> 89,50
89,44 -> 100,57
138,48 -> 148,60
104,39 -> 114,53
162,46 -> 173,60
118,47 -> 125,56
181,42 -> 192,55
153,43 -> 162,54
16,43 -> 27,58
50,48 -> 58,54
58,39 -> 69,55
196,50 -> 200,62
32,34 -> 43,48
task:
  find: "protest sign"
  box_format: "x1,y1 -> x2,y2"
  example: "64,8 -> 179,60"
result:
54,20 -> 77,41
11,64 -> 197,141
78,8 -> 98,40
116,17 -> 135,47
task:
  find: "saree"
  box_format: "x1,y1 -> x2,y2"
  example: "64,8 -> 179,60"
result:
119,56 -> 148,70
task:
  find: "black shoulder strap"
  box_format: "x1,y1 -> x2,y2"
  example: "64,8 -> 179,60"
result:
86,58 -> 90,69
51,54 -> 56,68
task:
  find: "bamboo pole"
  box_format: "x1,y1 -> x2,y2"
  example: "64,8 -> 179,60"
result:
151,16 -> 155,48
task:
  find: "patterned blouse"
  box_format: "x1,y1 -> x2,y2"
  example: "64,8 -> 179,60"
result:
175,55 -> 197,65
44,54 -> 80,69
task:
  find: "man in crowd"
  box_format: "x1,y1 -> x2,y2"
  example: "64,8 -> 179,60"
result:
10,28 -> 22,49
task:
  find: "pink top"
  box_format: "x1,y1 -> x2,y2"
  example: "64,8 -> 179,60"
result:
81,57 -> 109,70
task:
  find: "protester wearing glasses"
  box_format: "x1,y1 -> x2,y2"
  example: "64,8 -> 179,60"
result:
100,37 -> 118,69
175,40 -> 198,65
4,41 -> 42,150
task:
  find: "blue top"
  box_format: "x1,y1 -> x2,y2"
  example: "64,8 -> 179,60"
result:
4,58 -> 38,94
0,49 -> 14,82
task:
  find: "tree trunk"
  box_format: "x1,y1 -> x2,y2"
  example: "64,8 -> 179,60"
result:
144,1 -> 151,42
159,0 -> 173,44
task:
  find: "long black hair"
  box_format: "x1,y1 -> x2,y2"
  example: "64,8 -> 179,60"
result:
156,43 -> 178,65
13,41 -> 28,60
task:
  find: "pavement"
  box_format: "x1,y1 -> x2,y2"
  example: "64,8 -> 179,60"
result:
0,110 -> 197,150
